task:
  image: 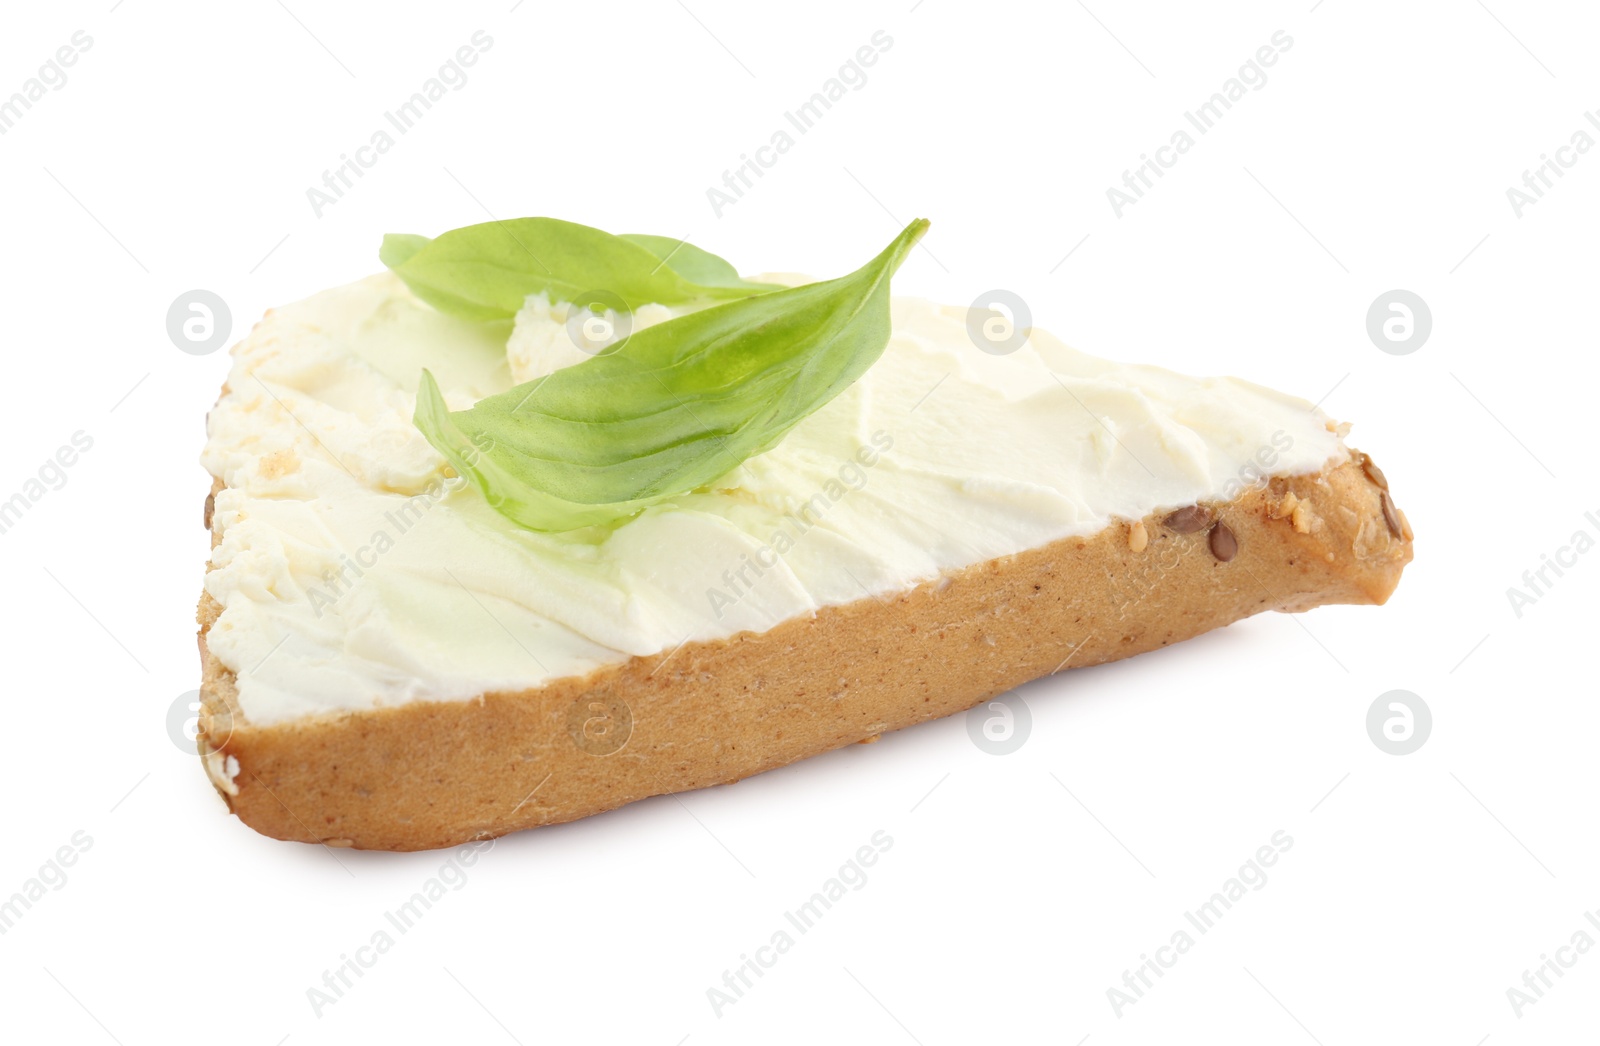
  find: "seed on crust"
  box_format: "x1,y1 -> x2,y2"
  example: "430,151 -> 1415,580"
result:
1272,491 -> 1299,520
1209,522 -> 1238,562
1361,454 -> 1389,491
1380,491 -> 1402,538
204,492 -> 215,530
1164,505 -> 1213,533
1291,501 -> 1312,534
1398,508 -> 1414,542
1128,520 -> 1149,552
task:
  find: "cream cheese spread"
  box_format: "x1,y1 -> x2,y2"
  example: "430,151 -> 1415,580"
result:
201,272 -> 1348,725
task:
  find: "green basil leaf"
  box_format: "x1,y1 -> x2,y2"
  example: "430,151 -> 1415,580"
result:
619,234 -> 780,294
415,218 -> 929,532
377,232 -> 431,270
381,218 -> 776,323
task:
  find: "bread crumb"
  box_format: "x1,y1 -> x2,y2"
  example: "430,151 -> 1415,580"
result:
260,449 -> 301,479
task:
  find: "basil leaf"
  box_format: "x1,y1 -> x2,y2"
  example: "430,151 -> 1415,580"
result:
377,232 -> 431,270
380,232 -> 506,324
415,218 -> 929,532
381,218 -> 776,323
619,234 -> 780,294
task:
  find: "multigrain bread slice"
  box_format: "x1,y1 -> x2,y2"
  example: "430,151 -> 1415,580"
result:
195,451 -> 1411,852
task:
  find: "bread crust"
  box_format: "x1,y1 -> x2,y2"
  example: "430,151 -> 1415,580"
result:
196,453 -> 1410,851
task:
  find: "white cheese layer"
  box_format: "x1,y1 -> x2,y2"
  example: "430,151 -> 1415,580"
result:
201,272 -> 1347,725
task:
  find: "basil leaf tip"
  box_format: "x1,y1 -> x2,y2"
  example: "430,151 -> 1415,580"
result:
415,218 -> 929,533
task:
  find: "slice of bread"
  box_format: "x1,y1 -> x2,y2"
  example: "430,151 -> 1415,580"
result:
195,452 -> 1410,852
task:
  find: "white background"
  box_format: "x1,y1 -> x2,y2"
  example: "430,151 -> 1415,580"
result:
1,1 -> 1595,1043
